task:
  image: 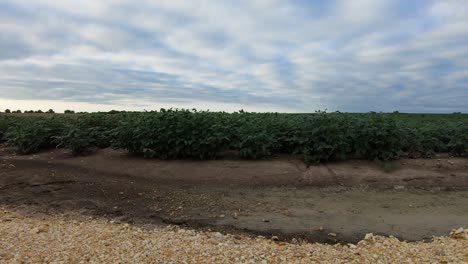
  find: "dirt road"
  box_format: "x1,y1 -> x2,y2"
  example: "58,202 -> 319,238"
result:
1,147 -> 467,243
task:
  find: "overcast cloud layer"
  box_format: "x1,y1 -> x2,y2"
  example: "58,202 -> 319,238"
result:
1,0 -> 468,112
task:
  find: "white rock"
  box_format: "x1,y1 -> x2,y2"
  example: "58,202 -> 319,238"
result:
214,232 -> 224,239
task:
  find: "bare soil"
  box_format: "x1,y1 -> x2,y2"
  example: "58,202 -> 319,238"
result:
1,147 -> 467,243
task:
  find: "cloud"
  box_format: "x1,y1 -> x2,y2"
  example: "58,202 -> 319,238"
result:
0,0 -> 467,112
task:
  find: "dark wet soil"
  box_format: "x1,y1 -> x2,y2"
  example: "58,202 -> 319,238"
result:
1,148 -> 467,243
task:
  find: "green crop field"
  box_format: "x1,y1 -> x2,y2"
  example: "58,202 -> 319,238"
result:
0,110 -> 467,163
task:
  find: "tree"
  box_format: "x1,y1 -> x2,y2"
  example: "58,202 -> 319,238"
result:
13,110 -> 22,113
4,109 -> 11,113
35,110 -> 44,113
46,109 -> 55,114
64,110 -> 75,114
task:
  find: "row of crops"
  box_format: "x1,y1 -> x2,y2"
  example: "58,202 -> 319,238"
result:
0,110 -> 467,163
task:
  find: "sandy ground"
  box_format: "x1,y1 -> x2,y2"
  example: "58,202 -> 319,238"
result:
0,207 -> 467,263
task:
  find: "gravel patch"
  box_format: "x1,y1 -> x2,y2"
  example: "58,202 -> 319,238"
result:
0,207 -> 467,263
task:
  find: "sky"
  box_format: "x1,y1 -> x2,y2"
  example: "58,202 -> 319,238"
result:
0,0 -> 467,113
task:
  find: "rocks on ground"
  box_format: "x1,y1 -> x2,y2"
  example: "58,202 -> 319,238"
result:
0,207 -> 467,263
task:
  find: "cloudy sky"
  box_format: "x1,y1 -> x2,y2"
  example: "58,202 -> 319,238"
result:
1,0 -> 467,113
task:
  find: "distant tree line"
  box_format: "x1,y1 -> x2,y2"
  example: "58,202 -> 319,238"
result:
0,109 -> 71,114
1,109 -> 121,114
1,109 -> 467,115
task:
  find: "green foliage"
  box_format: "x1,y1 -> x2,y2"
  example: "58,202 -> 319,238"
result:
4,109 -> 11,113
113,110 -> 230,159
0,111 -> 467,162
352,114 -> 403,160
230,113 -> 280,159
56,114 -> 117,155
446,124 -> 468,156
0,116 -> 15,142
4,117 -> 67,154
58,126 -> 94,155
294,113 -> 353,163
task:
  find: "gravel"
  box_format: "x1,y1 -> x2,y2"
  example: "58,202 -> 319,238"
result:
0,207 -> 467,263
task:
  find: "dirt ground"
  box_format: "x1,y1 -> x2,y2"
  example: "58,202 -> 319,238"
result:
0,147 -> 467,243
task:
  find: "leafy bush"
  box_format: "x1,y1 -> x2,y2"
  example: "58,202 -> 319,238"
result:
56,114 -> 117,155
113,110 -> 230,159
351,115 -> 404,160
229,113 -> 279,159
0,116 -> 14,142
0,110 -> 467,162
4,117 -> 67,154
446,124 -> 468,156
285,113 -> 352,163
237,131 -> 276,159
